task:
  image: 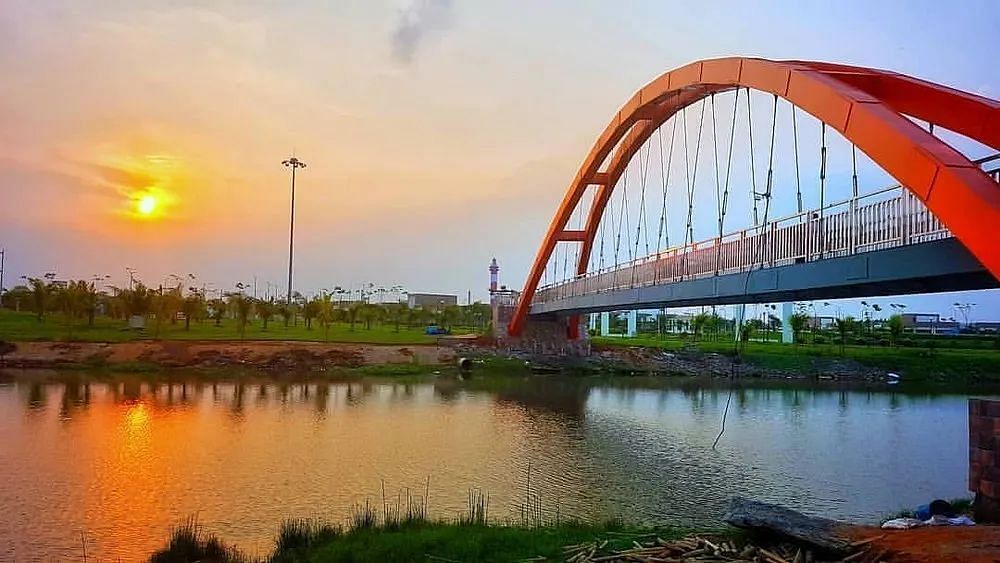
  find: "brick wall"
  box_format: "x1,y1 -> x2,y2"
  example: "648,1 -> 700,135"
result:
969,399 -> 1000,522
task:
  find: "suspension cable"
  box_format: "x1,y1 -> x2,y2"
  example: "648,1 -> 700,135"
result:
574,188 -> 586,276
762,95 -> 777,212
720,88 -> 739,234
792,105 -> 803,214
614,157 -> 630,265
711,93 -> 722,241
634,142 -> 652,259
684,100 -> 706,247
599,188 -> 610,270
682,100 -> 706,278
851,144 -> 859,198
819,122 -> 827,257
735,93 -> 780,356
761,95 -> 778,264
746,88 -> 759,226
656,117 -> 678,252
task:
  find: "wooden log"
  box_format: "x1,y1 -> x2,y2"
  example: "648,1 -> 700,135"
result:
723,497 -> 853,554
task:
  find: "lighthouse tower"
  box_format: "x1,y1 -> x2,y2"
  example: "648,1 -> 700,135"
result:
489,257 -> 499,293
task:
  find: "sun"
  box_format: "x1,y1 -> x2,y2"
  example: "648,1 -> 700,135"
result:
136,194 -> 158,216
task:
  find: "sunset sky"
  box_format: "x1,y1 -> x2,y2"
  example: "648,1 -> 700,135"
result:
2,0 -> 997,318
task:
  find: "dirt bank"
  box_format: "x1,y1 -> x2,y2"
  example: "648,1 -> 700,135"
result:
0,340 -> 457,370
848,525 -> 1000,562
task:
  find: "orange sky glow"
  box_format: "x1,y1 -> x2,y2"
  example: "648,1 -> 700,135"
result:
1,1 -> 997,315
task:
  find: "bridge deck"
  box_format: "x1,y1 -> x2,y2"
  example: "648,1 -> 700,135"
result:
530,238 -> 997,316
530,180 -> 998,316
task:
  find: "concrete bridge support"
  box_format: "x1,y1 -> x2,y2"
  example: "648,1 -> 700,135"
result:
499,318 -> 590,356
782,302 -> 794,344
627,310 -> 637,337
733,304 -> 746,342
600,312 -> 610,335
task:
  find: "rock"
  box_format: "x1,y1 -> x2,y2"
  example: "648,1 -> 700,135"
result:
723,497 -> 853,554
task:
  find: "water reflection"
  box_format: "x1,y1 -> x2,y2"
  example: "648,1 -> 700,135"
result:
0,373 -> 988,562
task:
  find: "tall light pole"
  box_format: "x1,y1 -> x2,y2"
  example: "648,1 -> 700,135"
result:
282,156 -> 307,304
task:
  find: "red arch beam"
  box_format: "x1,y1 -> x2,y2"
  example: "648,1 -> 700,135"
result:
508,57 -> 1000,337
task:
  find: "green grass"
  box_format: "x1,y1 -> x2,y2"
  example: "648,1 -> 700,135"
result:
593,334 -> 1000,381
289,522 -> 688,563
151,519 -> 693,563
0,309 -> 466,345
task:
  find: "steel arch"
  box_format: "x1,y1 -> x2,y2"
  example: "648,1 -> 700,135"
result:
508,57 -> 1000,337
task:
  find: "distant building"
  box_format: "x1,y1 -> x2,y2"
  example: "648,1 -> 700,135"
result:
806,316 -> 837,330
407,293 -> 458,312
900,313 -> 959,335
970,321 -> 1000,333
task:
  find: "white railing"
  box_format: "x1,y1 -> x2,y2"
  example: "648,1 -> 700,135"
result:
533,155 -> 999,306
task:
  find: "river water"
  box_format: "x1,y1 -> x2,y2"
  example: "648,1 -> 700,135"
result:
0,373 -> 989,561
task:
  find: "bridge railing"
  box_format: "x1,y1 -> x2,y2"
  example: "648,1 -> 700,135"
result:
533,154 -> 999,306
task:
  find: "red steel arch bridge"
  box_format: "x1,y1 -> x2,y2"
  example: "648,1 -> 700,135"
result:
506,58 -> 1000,339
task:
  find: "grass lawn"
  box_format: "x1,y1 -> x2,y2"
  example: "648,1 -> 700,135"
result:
151,519 -> 697,563
0,309 -> 460,345
289,523 -> 689,563
593,334 -> 1000,380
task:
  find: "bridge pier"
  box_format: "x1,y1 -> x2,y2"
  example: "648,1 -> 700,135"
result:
734,304 -> 746,342
782,302 -> 794,344
499,317 -> 590,356
627,310 -> 637,337
600,312 -> 610,336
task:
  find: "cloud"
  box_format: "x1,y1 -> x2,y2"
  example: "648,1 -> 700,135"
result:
390,0 -> 453,65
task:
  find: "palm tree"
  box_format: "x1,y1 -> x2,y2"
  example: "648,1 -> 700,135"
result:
52,281 -> 85,338
181,290 -> 206,331
384,303 -> 408,333
120,283 -> 153,328
27,277 -> 53,321
789,313 -> 809,345
208,298 -> 227,327
302,298 -> 319,330
278,302 -> 295,328
315,293 -> 335,341
256,298 -> 276,330
229,293 -> 254,339
346,303 -> 361,331
152,286 -> 183,337
834,316 -> 856,355
888,314 -> 904,346
691,312 -> 709,341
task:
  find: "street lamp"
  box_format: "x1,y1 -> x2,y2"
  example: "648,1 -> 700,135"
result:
282,156 -> 307,304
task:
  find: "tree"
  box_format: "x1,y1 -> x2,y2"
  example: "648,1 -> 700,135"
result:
834,316 -> 856,355
52,281 -> 88,338
789,313 -> 809,345
314,293 -> 335,341
739,320 -> 755,343
208,298 -> 227,327
256,298 -> 276,330
151,286 -> 183,337
229,293 -> 254,339
384,303 -> 408,333
888,314 -> 904,346
80,281 -> 99,327
119,283 -> 153,323
302,298 -> 319,330
1,285 -> 31,312
439,305 -> 461,332
27,277 -> 53,321
345,303 -> 361,331
278,302 -> 295,328
181,291 -> 206,331
359,303 -> 382,330
691,312 -> 709,341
